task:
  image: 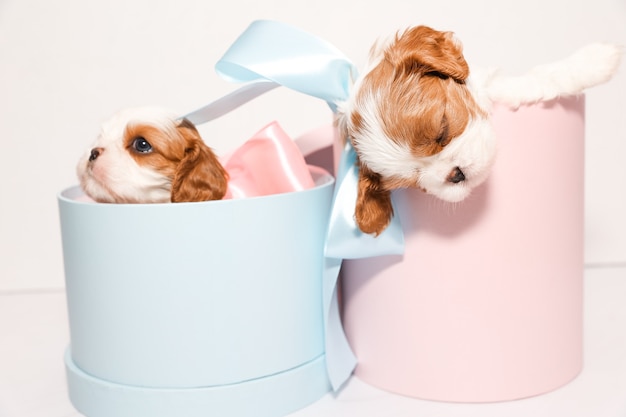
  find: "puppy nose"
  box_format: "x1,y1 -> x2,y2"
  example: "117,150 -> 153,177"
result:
447,167 -> 465,184
89,147 -> 104,161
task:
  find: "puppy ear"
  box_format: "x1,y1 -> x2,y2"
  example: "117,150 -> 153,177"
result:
355,163 -> 394,236
171,119 -> 229,202
388,25 -> 469,82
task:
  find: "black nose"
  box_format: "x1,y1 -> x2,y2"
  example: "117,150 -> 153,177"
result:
89,148 -> 102,161
448,167 -> 465,184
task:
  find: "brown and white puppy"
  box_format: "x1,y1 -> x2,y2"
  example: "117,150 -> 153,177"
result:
337,26 -> 497,235
338,25 -> 621,236
77,107 -> 228,204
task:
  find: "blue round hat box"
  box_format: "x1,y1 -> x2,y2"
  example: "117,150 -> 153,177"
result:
58,164 -> 334,417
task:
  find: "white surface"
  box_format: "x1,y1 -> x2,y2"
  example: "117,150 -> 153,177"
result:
0,0 -> 625,292
0,266 -> 625,417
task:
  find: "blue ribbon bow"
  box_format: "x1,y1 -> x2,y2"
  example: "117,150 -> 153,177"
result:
185,19 -> 405,391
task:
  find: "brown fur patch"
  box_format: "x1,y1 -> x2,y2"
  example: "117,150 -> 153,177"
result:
124,119 -> 228,202
124,123 -> 185,180
170,120 -> 228,202
355,25 -> 485,159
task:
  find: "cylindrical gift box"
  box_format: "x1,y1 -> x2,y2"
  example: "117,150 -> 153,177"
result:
59,166 -> 334,417
341,97 -> 585,403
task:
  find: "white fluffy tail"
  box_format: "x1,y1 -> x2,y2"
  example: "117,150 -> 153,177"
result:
487,43 -> 623,108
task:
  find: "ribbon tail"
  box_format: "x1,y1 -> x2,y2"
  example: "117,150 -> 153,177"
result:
321,143 -> 404,391
323,257 -> 357,391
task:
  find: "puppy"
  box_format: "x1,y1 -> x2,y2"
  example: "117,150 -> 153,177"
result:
337,26 -> 496,235
77,107 -> 228,204
337,25 -> 622,236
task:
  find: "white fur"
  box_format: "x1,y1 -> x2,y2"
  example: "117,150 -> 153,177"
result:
76,107 -> 178,204
414,118 -> 497,202
486,43 -> 623,109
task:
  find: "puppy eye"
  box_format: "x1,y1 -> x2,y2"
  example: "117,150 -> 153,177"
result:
435,124 -> 451,147
132,137 -> 152,153
425,70 -> 449,80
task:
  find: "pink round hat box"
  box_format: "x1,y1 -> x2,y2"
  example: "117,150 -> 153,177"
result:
341,96 -> 585,402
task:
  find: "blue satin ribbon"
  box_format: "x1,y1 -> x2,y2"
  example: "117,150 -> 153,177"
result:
185,19 -> 405,391
215,20 -> 355,112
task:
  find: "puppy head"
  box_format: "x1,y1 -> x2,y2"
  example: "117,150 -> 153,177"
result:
339,25 -> 497,234
76,107 -> 228,204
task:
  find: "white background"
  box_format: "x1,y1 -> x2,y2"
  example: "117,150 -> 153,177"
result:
1,0 -> 625,292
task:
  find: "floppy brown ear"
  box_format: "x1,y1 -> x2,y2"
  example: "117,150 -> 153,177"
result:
171,119 -> 229,202
354,163 -> 394,236
388,25 -> 469,82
